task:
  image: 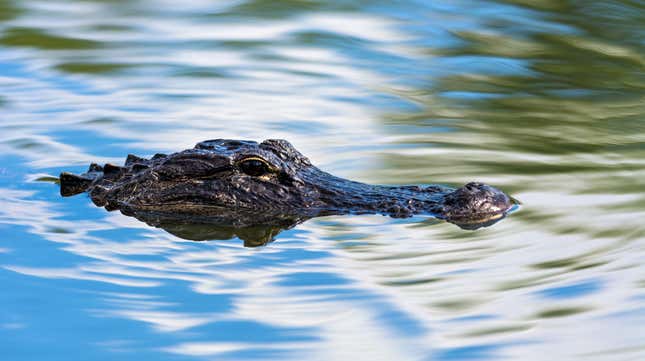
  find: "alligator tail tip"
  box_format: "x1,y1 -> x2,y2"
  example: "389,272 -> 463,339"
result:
59,172 -> 93,197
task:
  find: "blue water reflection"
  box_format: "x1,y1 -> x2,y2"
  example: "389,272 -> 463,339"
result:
537,280 -> 602,300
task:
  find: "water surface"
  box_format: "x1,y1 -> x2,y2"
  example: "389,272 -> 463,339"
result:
1,1 -> 644,360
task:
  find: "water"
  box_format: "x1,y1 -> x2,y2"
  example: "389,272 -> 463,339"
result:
1,0 -> 644,360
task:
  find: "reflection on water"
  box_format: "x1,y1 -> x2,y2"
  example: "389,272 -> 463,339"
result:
118,209 -> 302,247
1,0 -> 644,360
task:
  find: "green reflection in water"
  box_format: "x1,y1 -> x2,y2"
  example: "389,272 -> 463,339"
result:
89,24 -> 136,32
373,1 -> 645,258
461,324 -> 533,337
0,0 -> 22,21
82,117 -> 121,125
170,67 -> 229,78
381,277 -> 443,287
223,0 -> 327,18
6,138 -> 47,150
580,345 -> 645,359
1,27 -> 101,50
496,273 -> 556,291
381,1 -> 644,173
46,227 -> 72,234
55,62 -> 132,74
535,306 -> 591,318
432,298 -> 484,312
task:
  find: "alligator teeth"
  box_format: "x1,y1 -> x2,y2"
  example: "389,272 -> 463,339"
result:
125,154 -> 147,165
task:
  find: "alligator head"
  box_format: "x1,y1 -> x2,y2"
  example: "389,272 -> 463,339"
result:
59,139 -> 515,244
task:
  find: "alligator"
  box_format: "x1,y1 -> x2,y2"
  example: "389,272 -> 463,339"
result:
59,139 -> 515,245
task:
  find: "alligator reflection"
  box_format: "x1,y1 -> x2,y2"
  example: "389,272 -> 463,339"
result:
121,208 -> 306,247
116,205 -> 511,246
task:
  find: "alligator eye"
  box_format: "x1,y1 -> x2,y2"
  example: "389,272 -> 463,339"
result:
238,158 -> 271,177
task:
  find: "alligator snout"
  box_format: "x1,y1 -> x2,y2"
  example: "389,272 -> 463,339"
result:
440,182 -> 513,226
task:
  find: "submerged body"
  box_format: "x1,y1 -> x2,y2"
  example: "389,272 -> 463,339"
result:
60,139 -> 514,236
